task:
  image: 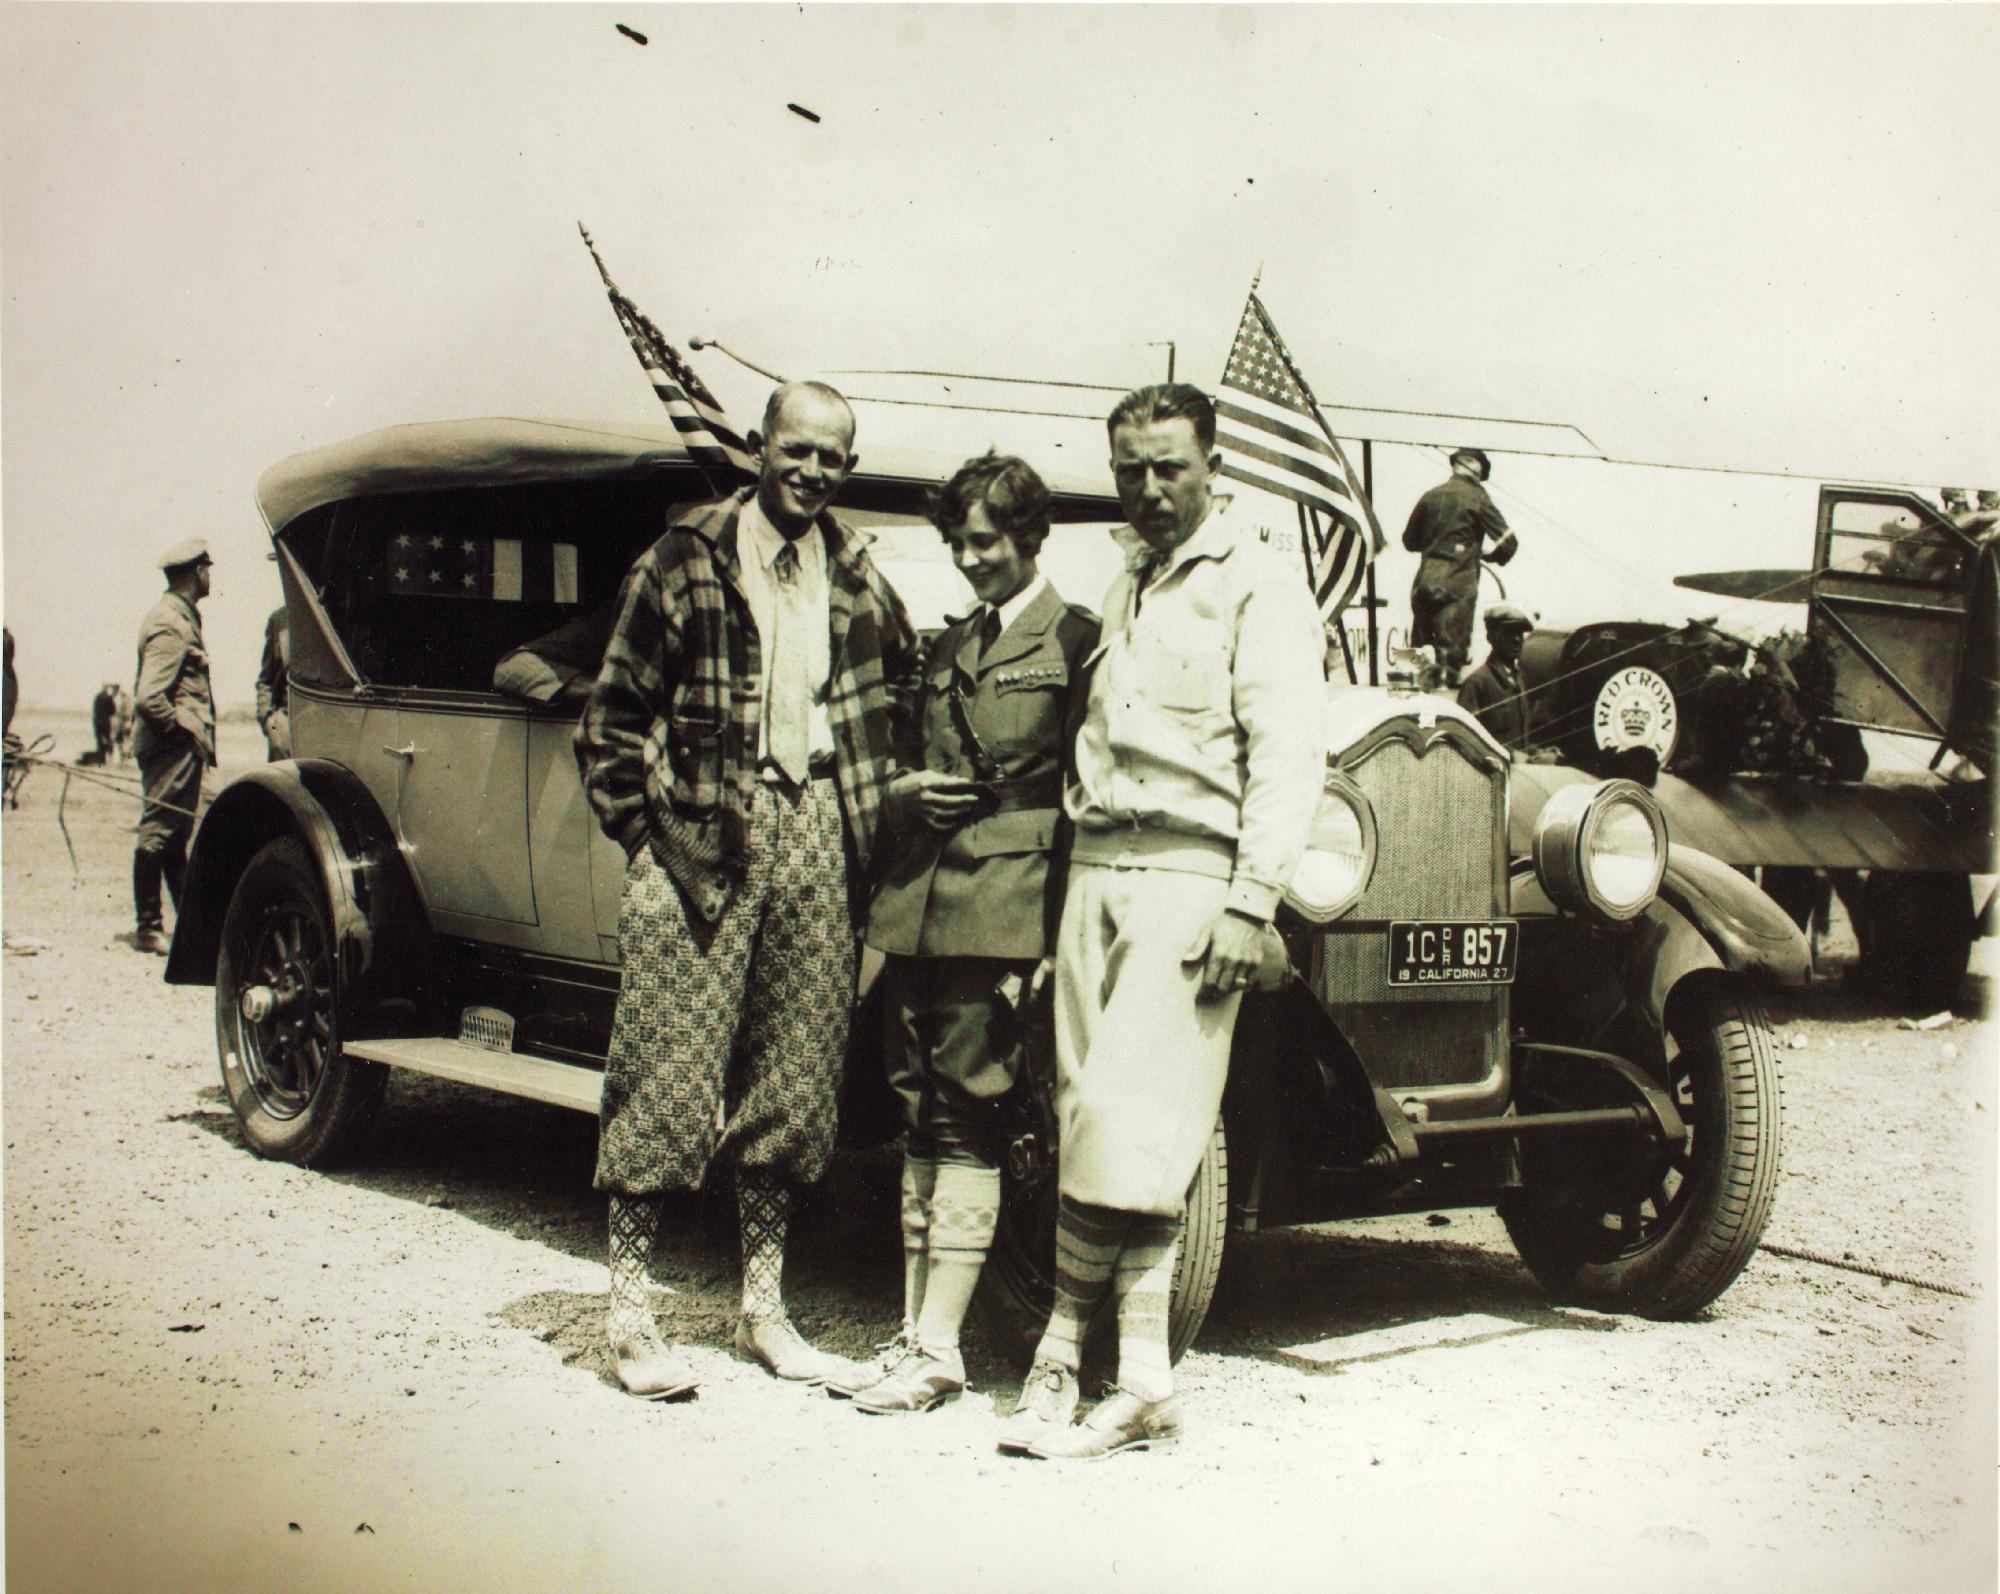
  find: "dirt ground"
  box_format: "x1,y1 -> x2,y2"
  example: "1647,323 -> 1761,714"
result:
4,706 -> 1995,1594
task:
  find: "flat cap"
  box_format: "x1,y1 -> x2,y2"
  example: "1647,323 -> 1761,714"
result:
1484,602 -> 1534,629
1450,446 -> 1493,479
159,537 -> 212,571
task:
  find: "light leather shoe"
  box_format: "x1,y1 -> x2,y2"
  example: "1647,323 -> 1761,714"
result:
853,1345 -> 965,1415
995,1359 -> 1080,1454
136,927 -> 172,956
733,1316 -> 863,1387
609,1331 -> 700,1401
1025,1388 -> 1183,1461
825,1331 -> 914,1400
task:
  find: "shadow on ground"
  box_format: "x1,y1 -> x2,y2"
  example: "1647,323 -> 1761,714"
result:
173,1074 -> 1630,1395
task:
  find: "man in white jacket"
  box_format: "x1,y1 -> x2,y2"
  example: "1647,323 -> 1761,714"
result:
1002,383 -> 1328,1461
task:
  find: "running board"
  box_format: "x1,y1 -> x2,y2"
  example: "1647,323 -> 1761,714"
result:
341,1036 -> 604,1115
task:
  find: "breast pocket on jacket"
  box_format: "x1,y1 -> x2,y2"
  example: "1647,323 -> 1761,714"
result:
989,660 -> 1070,752
1141,644 -> 1230,717
663,711 -> 725,816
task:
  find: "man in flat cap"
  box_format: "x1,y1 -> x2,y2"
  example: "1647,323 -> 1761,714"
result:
1456,602 -> 1536,751
1402,447 -> 1518,688
131,538 -> 216,954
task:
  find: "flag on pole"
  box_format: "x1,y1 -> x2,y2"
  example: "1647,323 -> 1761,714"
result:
578,223 -> 757,487
1216,289 -> 1384,621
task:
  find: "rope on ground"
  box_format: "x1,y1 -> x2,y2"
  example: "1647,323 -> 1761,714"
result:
1757,1240 -> 1978,1300
2,748 -> 212,886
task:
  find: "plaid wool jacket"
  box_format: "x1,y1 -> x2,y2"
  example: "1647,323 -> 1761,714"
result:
575,487 -> 919,925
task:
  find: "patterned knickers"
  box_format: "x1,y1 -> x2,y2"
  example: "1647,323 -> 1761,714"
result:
595,779 -> 855,1196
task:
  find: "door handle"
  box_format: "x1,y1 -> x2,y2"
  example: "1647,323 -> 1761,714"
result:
383,743 -> 418,760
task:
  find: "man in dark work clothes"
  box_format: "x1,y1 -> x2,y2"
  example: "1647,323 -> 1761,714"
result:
1402,447 -> 1518,687
1455,603 -> 1536,752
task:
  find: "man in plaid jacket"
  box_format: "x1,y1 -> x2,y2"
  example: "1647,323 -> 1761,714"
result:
576,381 -> 919,1400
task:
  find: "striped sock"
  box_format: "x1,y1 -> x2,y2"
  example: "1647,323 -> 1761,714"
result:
915,1161 -> 998,1356
606,1193 -> 662,1344
1031,1196 -> 1128,1374
737,1171 -> 792,1326
900,1154 -> 939,1340
1113,1214 -> 1183,1402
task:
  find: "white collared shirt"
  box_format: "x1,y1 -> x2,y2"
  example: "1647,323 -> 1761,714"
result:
736,493 -> 834,762
979,571 -> 1050,640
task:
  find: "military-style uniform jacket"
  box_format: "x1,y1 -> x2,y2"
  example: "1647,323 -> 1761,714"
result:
132,591 -> 214,766
866,579 -> 1099,961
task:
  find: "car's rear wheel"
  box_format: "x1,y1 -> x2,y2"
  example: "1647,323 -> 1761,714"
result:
977,1054 -> 1227,1371
1854,871 -> 1974,1013
1500,982 -> 1780,1319
216,836 -> 385,1165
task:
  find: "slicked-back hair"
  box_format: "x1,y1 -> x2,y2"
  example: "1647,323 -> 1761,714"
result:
928,451 -> 1052,559
761,379 -> 856,442
1105,383 -> 1217,455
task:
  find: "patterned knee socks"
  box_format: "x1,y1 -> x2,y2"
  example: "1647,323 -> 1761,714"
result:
899,1154 -> 939,1341
914,1161 -> 998,1358
1031,1196 -> 1128,1373
606,1192 -> 663,1344
737,1170 -> 793,1326
1113,1214 -> 1183,1402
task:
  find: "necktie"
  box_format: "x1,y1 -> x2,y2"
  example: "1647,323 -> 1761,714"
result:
766,539 -> 812,783
978,606 -> 1003,660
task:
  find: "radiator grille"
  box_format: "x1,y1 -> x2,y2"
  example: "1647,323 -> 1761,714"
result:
1318,726 -> 1508,1095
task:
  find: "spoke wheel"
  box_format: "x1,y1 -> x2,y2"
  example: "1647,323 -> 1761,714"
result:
216,837 -> 384,1165
1501,981 -> 1781,1319
976,1035 -> 1227,1372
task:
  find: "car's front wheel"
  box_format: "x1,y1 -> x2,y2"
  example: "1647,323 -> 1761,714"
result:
977,1057 -> 1227,1371
216,836 -> 385,1165
1500,981 -> 1781,1319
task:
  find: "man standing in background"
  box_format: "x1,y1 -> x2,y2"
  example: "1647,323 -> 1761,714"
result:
1456,603 -> 1536,752
1402,447 -> 1518,687
131,539 -> 215,955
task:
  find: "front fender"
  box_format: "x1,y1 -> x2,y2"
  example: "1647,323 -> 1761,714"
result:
1654,843 -> 1811,987
164,760 -> 434,1035
1510,843 -> 1806,1056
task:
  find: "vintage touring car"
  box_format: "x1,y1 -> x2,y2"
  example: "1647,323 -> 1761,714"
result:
166,418 -> 1810,1359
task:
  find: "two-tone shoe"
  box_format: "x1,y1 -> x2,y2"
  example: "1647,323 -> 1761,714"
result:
608,1331 -> 700,1401
995,1359 -> 1079,1454
825,1331 -> 915,1400
1025,1388 -> 1183,1460
732,1316 -> 864,1388
852,1346 -> 965,1415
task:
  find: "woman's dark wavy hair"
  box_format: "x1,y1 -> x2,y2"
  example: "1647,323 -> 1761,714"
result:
928,450 -> 1051,559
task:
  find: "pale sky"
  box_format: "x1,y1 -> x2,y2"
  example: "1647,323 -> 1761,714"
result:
4,4 -> 1996,723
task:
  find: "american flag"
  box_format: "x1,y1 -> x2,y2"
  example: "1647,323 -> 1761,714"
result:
1217,290 -> 1384,620
387,534 -> 579,603
578,223 -> 756,487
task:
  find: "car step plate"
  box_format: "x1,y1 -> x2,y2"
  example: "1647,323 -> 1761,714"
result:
1387,920 -> 1518,987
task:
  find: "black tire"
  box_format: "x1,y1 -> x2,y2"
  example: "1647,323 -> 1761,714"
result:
215,836 -> 385,1165
1758,866 -> 1826,936
1854,872 -> 1974,1013
977,1061 -> 1228,1371
1500,982 -> 1781,1319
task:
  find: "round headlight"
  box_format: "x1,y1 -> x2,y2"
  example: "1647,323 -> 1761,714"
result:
1284,773 -> 1377,923
1531,779 -> 1666,923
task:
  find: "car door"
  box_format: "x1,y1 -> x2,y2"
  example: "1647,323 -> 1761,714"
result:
388,693 -> 537,928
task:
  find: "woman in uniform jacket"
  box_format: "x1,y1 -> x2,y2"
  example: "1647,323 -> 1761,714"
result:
836,452 -> 1099,1415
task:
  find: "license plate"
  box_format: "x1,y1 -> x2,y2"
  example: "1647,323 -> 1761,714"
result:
1387,920 -> 1518,986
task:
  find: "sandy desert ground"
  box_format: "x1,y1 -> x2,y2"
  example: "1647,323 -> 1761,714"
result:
3,706 -> 1995,1594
